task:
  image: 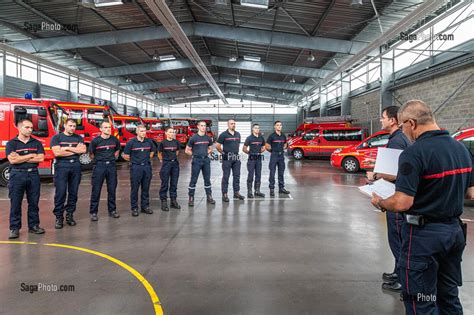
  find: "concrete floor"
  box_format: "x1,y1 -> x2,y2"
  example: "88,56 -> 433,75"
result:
0,154 -> 473,315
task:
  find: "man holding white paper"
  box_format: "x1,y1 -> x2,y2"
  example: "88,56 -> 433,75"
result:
367,106 -> 411,293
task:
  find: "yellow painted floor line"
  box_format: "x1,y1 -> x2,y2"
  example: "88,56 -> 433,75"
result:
0,241 -> 164,315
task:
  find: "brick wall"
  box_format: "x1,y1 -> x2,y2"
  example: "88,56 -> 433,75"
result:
350,65 -> 474,133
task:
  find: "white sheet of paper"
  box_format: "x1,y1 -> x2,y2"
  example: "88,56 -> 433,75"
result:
358,179 -> 396,199
373,147 -> 403,176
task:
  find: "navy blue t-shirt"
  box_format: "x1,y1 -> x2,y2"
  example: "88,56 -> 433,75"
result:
158,139 -> 180,161
187,134 -> 213,158
267,132 -> 287,153
217,130 -> 241,154
387,128 -> 411,150
89,135 -> 121,162
50,133 -> 84,162
123,137 -> 155,164
244,134 -> 265,154
395,130 -> 473,219
6,137 -> 45,169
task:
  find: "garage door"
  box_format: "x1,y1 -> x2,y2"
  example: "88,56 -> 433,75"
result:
218,121 -> 252,143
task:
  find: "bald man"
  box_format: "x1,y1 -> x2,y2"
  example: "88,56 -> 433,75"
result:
371,100 -> 473,314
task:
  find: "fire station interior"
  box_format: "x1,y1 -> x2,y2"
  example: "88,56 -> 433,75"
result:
0,1 -> 473,314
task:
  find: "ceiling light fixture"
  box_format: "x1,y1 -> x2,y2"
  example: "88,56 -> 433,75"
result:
152,51 -> 159,61
243,55 -> 261,62
125,77 -> 132,83
229,55 -> 237,62
351,0 -> 363,7
236,76 -> 240,84
307,52 -> 315,62
290,77 -> 296,83
73,52 -> 82,60
181,76 -> 187,84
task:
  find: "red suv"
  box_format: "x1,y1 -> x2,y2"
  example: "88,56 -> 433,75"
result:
331,130 -> 390,173
452,127 -> 474,155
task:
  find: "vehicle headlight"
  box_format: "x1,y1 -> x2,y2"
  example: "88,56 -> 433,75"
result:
334,148 -> 342,153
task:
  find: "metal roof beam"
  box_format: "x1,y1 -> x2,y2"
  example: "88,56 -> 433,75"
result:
83,56 -> 331,78
153,87 -> 297,100
9,22 -> 368,55
164,94 -> 290,105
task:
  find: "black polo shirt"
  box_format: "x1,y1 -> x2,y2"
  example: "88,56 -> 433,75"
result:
187,134 -> 213,158
217,130 -> 241,154
395,130 -> 473,220
50,133 -> 84,162
267,132 -> 287,153
244,134 -> 265,154
387,128 -> 411,150
6,136 -> 45,169
158,139 -> 180,161
123,137 -> 155,164
89,135 -> 121,162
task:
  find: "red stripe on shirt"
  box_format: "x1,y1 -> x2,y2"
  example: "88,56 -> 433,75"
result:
132,147 -> 151,151
96,145 -> 116,149
422,167 -> 472,179
225,138 -> 240,141
194,141 -> 209,145
16,148 -> 38,152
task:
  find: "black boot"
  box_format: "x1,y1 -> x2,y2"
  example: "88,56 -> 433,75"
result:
188,196 -> 194,207
270,189 -> 275,197
9,229 -> 19,239
222,193 -> 229,203
234,192 -> 245,200
170,198 -> 181,209
247,189 -> 254,199
254,184 -> 265,197
207,194 -> 215,204
279,187 -> 291,194
66,213 -> 76,226
55,216 -> 64,229
161,199 -> 169,212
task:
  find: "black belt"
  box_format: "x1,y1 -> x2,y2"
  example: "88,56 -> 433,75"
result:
131,162 -> 150,166
406,214 -> 460,226
163,159 -> 178,162
192,156 -> 209,159
271,151 -> 284,155
10,168 -> 38,172
96,160 -> 115,165
56,159 -> 80,164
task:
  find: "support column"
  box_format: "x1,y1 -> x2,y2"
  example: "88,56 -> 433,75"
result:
320,88 -> 328,117
341,76 -> 351,116
69,76 -> 79,102
380,49 -> 394,113
0,51 -> 5,96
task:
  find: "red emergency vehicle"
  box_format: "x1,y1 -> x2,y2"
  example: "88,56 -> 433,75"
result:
330,130 -> 390,173
142,117 -> 165,143
161,118 -> 189,146
112,115 -> 145,156
288,116 -> 353,141
452,127 -> 474,155
287,125 -> 367,160
187,118 -> 215,141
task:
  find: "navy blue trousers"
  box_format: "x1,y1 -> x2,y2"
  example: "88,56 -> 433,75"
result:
159,160 -> 179,200
188,157 -> 211,197
222,159 -> 241,194
268,152 -> 285,190
53,162 -> 82,218
247,154 -> 263,189
8,169 -> 40,230
398,220 -> 465,315
130,163 -> 152,210
387,211 -> 404,276
90,161 -> 117,214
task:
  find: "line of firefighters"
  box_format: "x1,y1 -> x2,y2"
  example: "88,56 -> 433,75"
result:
6,118 -> 290,239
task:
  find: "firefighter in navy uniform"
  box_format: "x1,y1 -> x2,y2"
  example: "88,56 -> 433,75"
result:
216,119 -> 245,202
367,106 -> 411,293
243,123 -> 266,198
7,119 -> 45,239
123,124 -> 156,217
265,121 -> 290,197
371,100 -> 474,315
185,120 -> 215,207
158,127 -> 181,211
51,118 -> 87,229
89,121 -> 121,221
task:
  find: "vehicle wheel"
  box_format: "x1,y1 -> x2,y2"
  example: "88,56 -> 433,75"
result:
292,148 -> 304,160
342,157 -> 360,173
79,145 -> 93,171
0,161 -> 10,187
